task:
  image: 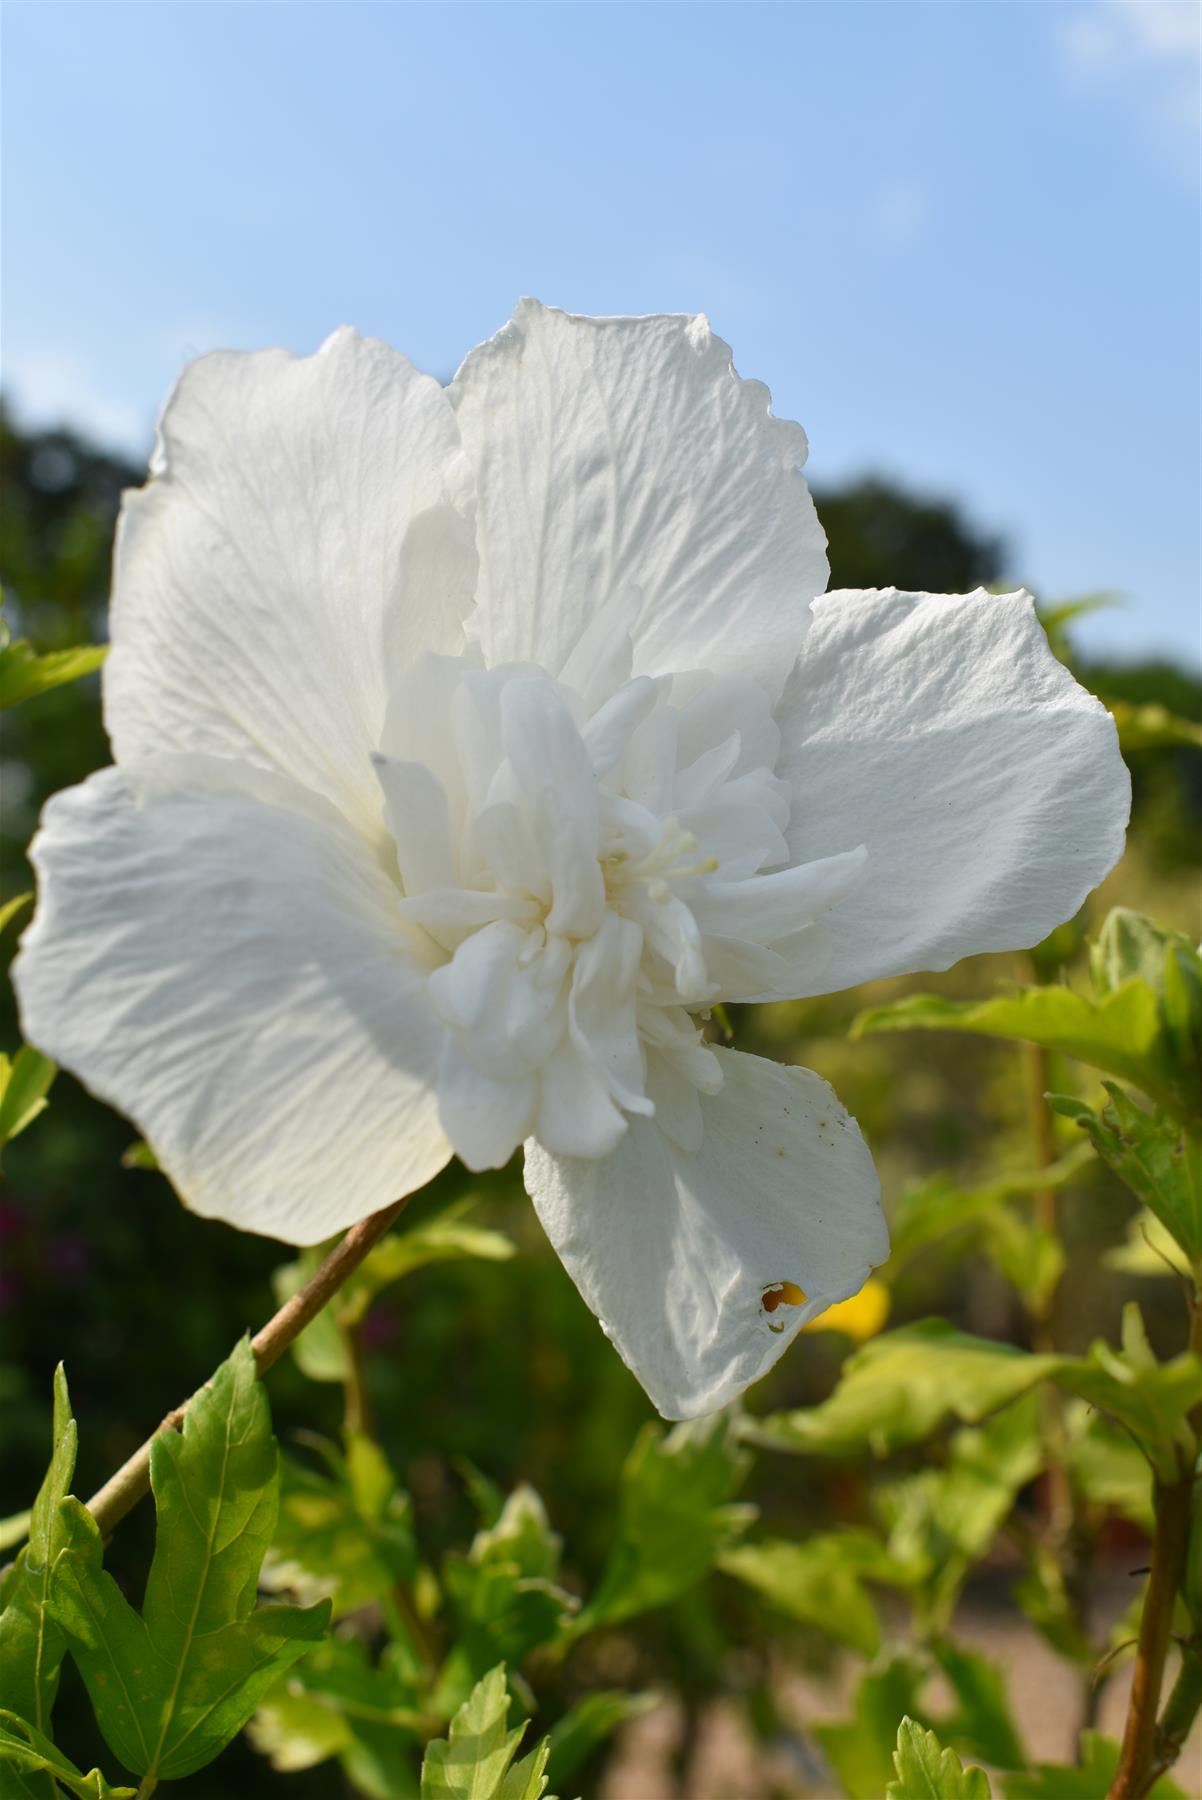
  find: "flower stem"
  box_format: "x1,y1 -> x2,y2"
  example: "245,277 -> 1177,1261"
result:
85,1196 -> 412,1538
1107,1291 -> 1202,1800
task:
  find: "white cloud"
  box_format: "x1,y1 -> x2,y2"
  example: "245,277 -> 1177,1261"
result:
1057,1 -> 1201,173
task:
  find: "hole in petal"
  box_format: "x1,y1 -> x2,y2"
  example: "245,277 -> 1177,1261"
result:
762,1279 -> 807,1330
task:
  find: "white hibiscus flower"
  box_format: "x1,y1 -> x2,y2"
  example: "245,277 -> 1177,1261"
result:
13,301 -> 1130,1419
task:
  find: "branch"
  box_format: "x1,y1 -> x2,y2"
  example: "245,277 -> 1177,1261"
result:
85,1196 -> 411,1538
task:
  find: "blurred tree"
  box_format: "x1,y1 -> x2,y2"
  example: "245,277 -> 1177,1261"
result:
811,475 -> 1006,594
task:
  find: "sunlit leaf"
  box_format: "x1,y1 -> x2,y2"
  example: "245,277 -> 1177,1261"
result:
248,1637 -> 423,1792
853,981 -> 1187,1117
886,1718 -> 992,1800
573,1412 -> 753,1633
0,1365 -> 76,1733
0,1048 -> 56,1151
0,1712 -> 135,1799
47,1339 -> 329,1782
0,637 -> 106,710
889,1149 -> 1093,1270
0,894 -> 32,936
1051,1086 -> 1202,1264
1059,1305 -> 1200,1482
262,1434 -> 417,1618
1108,699 -> 1202,752
747,1322 -> 1062,1458
1103,1210 -> 1190,1280
719,1529 -> 911,1657
420,1666 -> 556,1800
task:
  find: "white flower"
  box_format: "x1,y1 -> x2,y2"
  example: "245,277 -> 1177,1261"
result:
13,302 -> 1130,1419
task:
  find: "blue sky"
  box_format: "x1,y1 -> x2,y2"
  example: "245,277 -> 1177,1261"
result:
4,0 -> 1199,663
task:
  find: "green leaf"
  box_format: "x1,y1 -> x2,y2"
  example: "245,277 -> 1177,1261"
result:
574,1412 -> 753,1633
1108,699 -> 1202,751
248,1636 -> 423,1793
338,1204 -> 516,1329
0,1711 -> 135,1799
1061,1401 -> 1153,1529
747,1322 -> 1062,1458
1090,910 -> 1195,1000
889,1148 -> 1093,1269
435,1486 -> 577,1708
1103,1210 -> 1191,1280
0,1513 -> 31,1555
1051,1085 -> 1202,1263
543,1690 -> 658,1791
814,1657 -> 929,1800
1011,1541 -> 1095,1667
0,1048 -> 56,1150
979,1211 -> 1065,1320
47,1339 -> 329,1782
420,1666 -> 556,1800
718,1532 -> 895,1657
0,1365 -> 77,1732
886,1718 -> 991,1800
0,894 -> 32,937
933,1645 -> 1024,1770
874,1398 -> 1043,1631
274,1203 -> 515,1383
1003,1731 -> 1188,1798
263,1435 -> 417,1617
0,637 -> 106,710
852,981 -> 1186,1116
1057,1305 -> 1201,1482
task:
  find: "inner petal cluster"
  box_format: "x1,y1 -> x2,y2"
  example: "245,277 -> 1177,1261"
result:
373,636 -> 866,1170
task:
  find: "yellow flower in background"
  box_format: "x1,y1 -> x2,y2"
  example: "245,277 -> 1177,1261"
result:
803,1279 -> 891,1342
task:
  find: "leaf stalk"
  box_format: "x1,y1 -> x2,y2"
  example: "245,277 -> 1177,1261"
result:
84,1196 -> 411,1538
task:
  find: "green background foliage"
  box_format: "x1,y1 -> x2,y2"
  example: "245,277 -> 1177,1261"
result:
2,405 -> 1200,1796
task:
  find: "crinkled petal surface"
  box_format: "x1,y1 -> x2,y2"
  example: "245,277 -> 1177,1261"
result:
13,761 -> 450,1243
105,328 -> 473,842
771,588 -> 1131,998
523,1048 -> 886,1418
450,300 -> 827,693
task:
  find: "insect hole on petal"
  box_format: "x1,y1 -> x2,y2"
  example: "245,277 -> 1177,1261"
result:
761,1279 -> 807,1332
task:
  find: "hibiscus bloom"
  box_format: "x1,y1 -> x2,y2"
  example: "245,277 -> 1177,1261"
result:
14,302 -> 1129,1418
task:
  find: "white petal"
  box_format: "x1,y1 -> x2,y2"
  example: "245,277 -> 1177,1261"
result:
693,845 -> 868,942
451,300 -> 826,694
525,1049 -> 886,1419
500,678 -> 606,938
437,1041 -> 536,1171
372,755 -> 457,896
107,330 -> 471,842
536,1042 -> 628,1160
14,761 -> 450,1244
773,589 -> 1131,996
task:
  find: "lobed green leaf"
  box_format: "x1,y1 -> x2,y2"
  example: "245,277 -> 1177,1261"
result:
46,1339 -> 329,1782
0,1366 -> 77,1735
420,1666 -> 557,1800
0,1711 -> 135,1799
886,1718 -> 992,1800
